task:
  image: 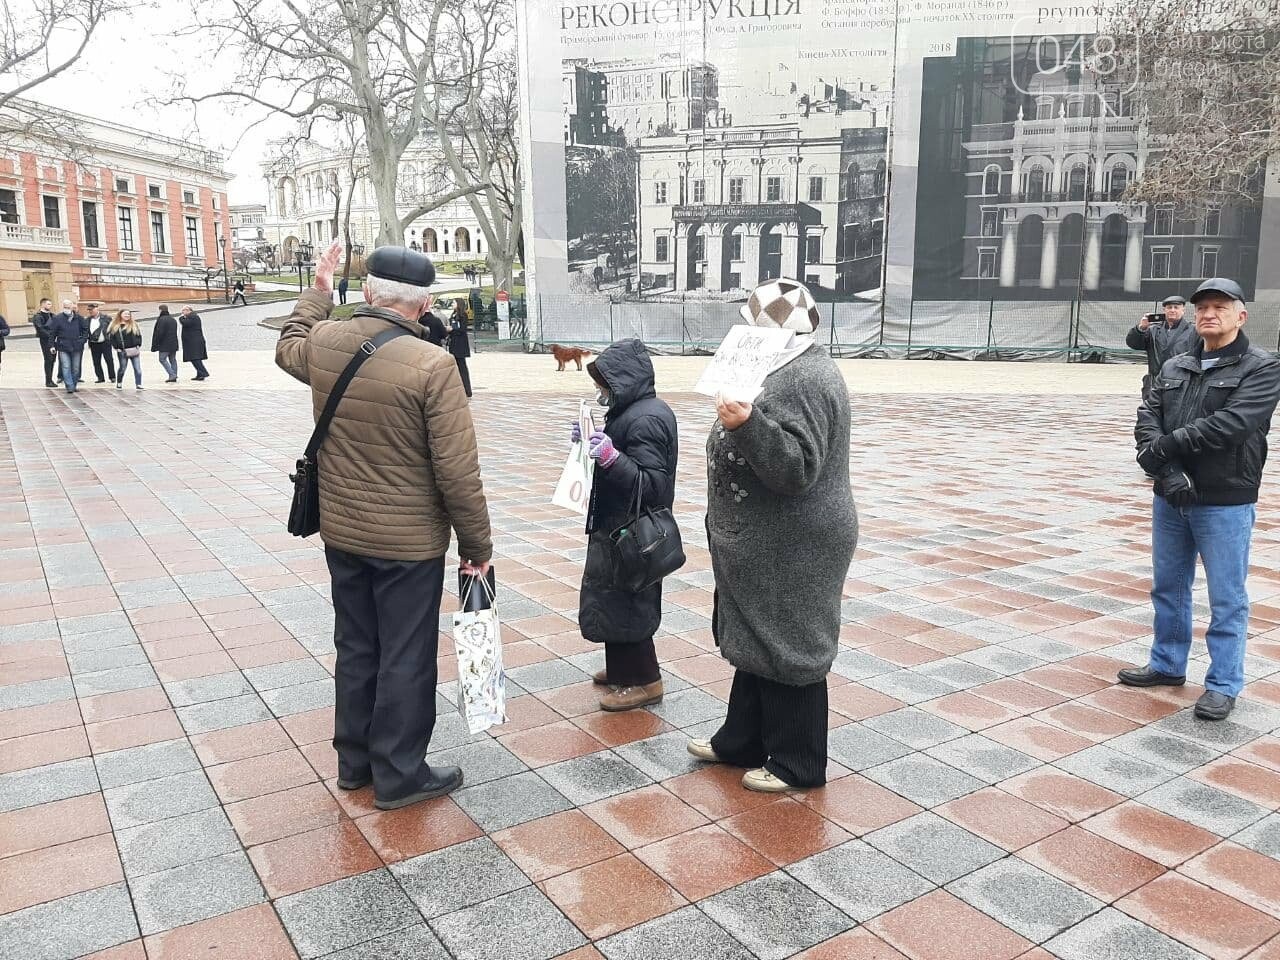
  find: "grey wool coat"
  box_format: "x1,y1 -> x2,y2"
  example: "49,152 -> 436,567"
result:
707,345 -> 858,686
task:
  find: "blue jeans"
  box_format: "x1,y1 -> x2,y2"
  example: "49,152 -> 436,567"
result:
116,351 -> 142,386
58,350 -> 82,392
1149,496 -> 1255,696
158,351 -> 177,380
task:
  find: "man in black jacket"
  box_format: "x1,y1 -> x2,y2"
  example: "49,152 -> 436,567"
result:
1126,294 -> 1199,399
1122,278 -> 1280,720
31,298 -> 58,387
85,304 -> 116,384
48,300 -> 89,394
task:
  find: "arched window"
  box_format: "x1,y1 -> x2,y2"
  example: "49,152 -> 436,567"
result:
1109,163 -> 1129,200
982,164 -> 1000,195
873,159 -> 886,194
1067,163 -> 1087,201
845,162 -> 860,200
1036,98 -> 1053,120
455,227 -> 471,253
1026,164 -> 1046,201
423,228 -> 438,253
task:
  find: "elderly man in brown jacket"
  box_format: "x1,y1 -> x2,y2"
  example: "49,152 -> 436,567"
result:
276,240 -> 492,810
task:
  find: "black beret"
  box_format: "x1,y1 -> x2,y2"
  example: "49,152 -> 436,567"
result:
1161,295 -> 1186,306
366,246 -> 436,287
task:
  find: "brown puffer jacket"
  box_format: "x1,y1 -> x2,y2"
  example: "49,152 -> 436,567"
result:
276,288 -> 492,563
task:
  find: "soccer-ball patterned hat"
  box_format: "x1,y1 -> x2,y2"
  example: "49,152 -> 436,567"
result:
740,278 -> 822,333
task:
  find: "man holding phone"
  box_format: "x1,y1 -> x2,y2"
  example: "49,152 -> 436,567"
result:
1126,294 -> 1198,399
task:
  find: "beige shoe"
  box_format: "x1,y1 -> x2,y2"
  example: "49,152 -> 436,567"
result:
686,738 -> 722,763
742,768 -> 801,793
592,668 -> 610,686
599,680 -> 663,712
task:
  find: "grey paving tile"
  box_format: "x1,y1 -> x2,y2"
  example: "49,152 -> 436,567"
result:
130,850 -> 265,935
276,869 -> 421,959
862,755 -> 985,808
260,678 -> 335,717
0,622 -> 60,644
701,872 -> 854,960
103,769 -> 219,830
164,671 -> 254,707
0,677 -> 75,711
453,771 -> 574,832
94,739 -> 201,790
863,707 -> 970,750
1231,813 -> 1280,860
827,723 -> 914,771
829,649 -> 897,682
244,658 -> 331,691
917,658 -> 1003,689
859,670 -> 957,706
423,710 -> 484,754
1104,729 -> 1223,776
1137,777 -> 1271,836
60,628 -> 139,654
176,692 -> 273,734
947,857 -> 1105,943
0,757 -> 99,814
786,840 -> 934,922
426,738 -> 527,786
597,905 -> 751,960
1055,745 -> 1186,798
1044,907 -> 1209,960
1149,711 -> 1263,751
116,807 -> 240,877
64,644 -> 149,675
924,734 -> 1041,784
429,886 -> 586,960
318,924 -> 451,960
537,750 -> 654,806
645,687 -> 727,728
390,837 -> 528,919
957,646 -> 1048,676
72,664 -> 158,697
0,883 -> 139,960
864,812 -> 1004,885
614,730 -> 704,781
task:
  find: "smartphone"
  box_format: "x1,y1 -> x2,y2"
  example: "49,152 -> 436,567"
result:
1145,312 -> 1166,324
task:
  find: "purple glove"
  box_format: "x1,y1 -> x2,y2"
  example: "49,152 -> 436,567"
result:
571,422 -> 582,444
588,430 -> 619,468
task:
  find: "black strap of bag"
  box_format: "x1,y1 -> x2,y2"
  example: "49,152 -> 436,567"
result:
288,325 -> 409,537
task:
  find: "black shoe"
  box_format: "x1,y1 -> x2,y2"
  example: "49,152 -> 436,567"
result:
374,765 -> 464,810
1117,665 -> 1186,687
1194,690 -> 1236,721
336,773 -> 372,791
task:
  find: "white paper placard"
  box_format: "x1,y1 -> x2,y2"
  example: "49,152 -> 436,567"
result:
694,325 -> 796,403
551,401 -> 598,515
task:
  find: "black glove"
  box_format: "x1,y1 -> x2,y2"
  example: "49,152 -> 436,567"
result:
1136,444 -> 1165,477
1160,469 -> 1196,509
1153,434 -> 1178,459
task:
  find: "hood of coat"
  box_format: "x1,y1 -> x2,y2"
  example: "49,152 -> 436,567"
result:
588,339 -> 656,412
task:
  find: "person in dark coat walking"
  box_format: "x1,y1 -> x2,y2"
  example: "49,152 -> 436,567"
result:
688,278 -> 857,793
152,306 -> 179,382
31,298 -> 58,386
573,339 -> 678,712
337,275 -> 349,305
85,303 -> 116,384
179,306 -> 209,380
49,299 -> 90,394
232,279 -> 248,306
0,313 -> 9,377
448,299 -> 473,398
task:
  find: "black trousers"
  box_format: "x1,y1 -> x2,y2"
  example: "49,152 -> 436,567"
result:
88,341 -> 116,382
190,359 -> 209,378
37,335 -> 56,384
232,291 -> 247,306
710,669 -> 828,788
326,546 -> 445,801
455,357 -> 472,397
604,638 -> 660,686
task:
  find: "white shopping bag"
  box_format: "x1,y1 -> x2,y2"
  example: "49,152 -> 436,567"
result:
452,574 -> 507,734
552,401 -> 598,515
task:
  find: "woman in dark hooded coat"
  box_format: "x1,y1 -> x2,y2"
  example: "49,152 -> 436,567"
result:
574,339 -> 678,712
151,305 -> 179,382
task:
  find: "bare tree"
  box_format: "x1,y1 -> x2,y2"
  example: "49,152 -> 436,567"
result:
0,0 -> 128,110
1105,0 -> 1277,214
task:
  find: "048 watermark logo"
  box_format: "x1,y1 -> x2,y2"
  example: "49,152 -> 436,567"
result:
1008,18 -> 1143,106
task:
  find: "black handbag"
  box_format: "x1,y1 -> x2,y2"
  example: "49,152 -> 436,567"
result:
288,326 -> 409,537
609,473 -> 686,592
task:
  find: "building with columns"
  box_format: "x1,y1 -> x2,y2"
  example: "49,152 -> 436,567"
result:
260,138 -> 486,266
0,97 -> 231,323
563,56 -> 723,147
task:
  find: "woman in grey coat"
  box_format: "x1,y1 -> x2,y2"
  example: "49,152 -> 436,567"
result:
689,279 -> 858,792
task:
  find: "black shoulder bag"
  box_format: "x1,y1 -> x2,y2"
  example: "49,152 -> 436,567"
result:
609,472 -> 686,592
288,326 -> 408,537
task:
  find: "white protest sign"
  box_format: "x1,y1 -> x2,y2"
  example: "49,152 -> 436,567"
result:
551,401 -> 599,515
694,325 -> 796,403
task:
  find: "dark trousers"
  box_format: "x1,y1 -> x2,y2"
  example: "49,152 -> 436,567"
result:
89,341 -> 116,382
455,357 -> 472,397
190,359 -> 209,378
711,669 -> 828,788
605,638 -> 660,686
232,291 -> 247,306
326,546 -> 445,801
37,335 -> 56,384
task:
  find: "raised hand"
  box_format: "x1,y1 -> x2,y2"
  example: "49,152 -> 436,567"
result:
313,240 -> 343,295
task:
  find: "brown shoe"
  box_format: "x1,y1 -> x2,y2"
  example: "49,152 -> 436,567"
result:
592,668 -> 610,686
599,680 -> 663,712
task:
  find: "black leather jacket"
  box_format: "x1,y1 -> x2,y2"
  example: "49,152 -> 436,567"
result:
1136,334 -> 1280,505
1126,318 -> 1200,378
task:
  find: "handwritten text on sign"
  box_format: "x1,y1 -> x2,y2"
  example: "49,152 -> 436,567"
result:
694,325 -> 796,403
552,401 -> 598,515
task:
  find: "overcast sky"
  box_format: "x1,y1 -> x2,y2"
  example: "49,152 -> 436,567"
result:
19,4 -> 293,205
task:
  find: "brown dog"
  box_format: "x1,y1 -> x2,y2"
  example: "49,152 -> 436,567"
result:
551,345 -> 593,371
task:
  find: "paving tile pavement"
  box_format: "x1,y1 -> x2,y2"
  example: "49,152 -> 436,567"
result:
1,385 -> 1280,959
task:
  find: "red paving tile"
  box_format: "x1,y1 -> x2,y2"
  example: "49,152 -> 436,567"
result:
0,699 -> 82,739
279,706 -> 335,746
868,890 -> 1033,960
0,726 -> 89,774
0,793 -> 113,858
539,853 -> 686,940
982,717 -> 1095,762
569,709 -> 673,747
552,949 -> 606,960
247,821 -> 382,898
936,788 -> 1069,851
1181,842 -> 1280,921
0,833 -> 122,914
1019,826 -> 1165,902
78,687 -> 170,723
151,649 -> 238,682
207,748 -> 318,803
633,824 -> 774,901
226,781 -> 346,847
498,720 -> 607,767
1235,738 -> 1280,774
1037,701 -> 1141,743
1078,801 -> 1220,867
999,768 -> 1125,823
720,797 -> 852,866
581,785 -> 710,849
2,655 -> 69,684
971,678 -> 1067,713
493,810 -> 625,882
663,765 -> 784,820
1080,687 -> 1185,724
792,929 -> 910,959
798,774 -> 922,836
922,691 -> 1022,731
1119,873 -> 1280,960
1191,757 -> 1280,808
143,903 -> 299,960
189,719 -> 294,765
84,710 -> 184,753
829,683 -> 907,721
354,797 -> 483,863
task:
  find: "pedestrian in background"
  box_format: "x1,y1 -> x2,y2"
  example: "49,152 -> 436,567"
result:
232,279 -> 248,307
575,339 -> 678,712
31,297 -> 57,387
337,275 -> 349,305
152,305 -> 179,382
689,279 -> 857,793
421,306 -> 448,348
85,303 -> 116,384
448,298 -> 473,398
1126,294 -> 1198,400
49,299 -> 89,394
108,310 -> 144,390
0,312 -> 9,376
179,306 -> 209,381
